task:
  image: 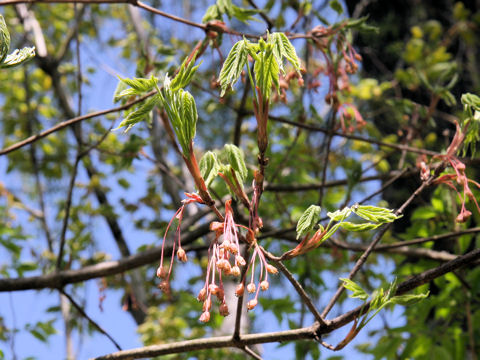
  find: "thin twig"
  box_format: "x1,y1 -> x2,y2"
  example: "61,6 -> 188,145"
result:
60,289 -> 122,351
321,168 -> 441,318
0,91 -> 155,156
242,345 -> 263,360
273,259 -> 328,327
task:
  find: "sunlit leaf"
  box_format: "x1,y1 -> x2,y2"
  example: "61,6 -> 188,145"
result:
296,205 -> 321,239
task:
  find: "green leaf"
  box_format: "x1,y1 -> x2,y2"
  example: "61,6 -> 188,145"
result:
0,47 -> 35,68
461,92 -> 480,111
116,94 -> 160,132
0,14 -> 11,64
118,75 -> 157,95
296,205 -> 321,239
390,292 -> 429,306
341,278 -> 369,300
199,151 -> 219,186
329,0 -> 344,15
352,205 -> 400,223
338,221 -> 381,232
254,43 -> 279,100
219,39 -> 250,96
170,54 -> 201,92
327,207 -> 352,221
223,144 -> 247,182
113,80 -> 130,103
269,32 -> 302,74
160,78 -> 198,157
202,4 -> 222,23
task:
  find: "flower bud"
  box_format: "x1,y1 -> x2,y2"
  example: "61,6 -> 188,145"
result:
203,298 -> 212,311
228,243 -> 238,255
216,288 -> 225,301
222,240 -> 231,250
247,299 -> 258,310
158,280 -> 170,293
156,266 -> 167,279
266,264 -> 278,274
235,255 -> 246,266
231,266 -> 241,277
235,283 -> 245,297
197,288 -> 207,302
247,283 -> 256,293
260,280 -> 269,291
177,248 -> 188,262
219,303 -> 229,316
199,311 -> 211,323
209,284 -> 219,295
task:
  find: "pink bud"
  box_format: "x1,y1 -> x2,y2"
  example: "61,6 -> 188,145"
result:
231,266 -> 241,277
197,288 -> 207,302
219,303 -> 229,316
247,283 -> 256,293
177,248 -> 188,262
203,298 -> 212,311
199,311 -> 211,323
158,280 -> 170,293
247,299 -> 258,310
156,266 -> 167,279
266,264 -> 278,274
260,280 -> 269,291
209,284 -> 219,295
235,255 -> 246,266
235,283 -> 245,297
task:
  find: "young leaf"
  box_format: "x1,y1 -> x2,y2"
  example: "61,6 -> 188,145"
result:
160,78 -> 198,157
116,94 -> 160,132
113,80 -> 130,103
202,4 -> 222,23
254,43 -> 279,100
170,54 -> 201,92
199,151 -> 219,187
390,292 -> 429,306
118,75 -> 157,95
1,47 -> 35,68
338,222 -> 381,232
219,39 -> 250,96
327,207 -> 352,221
296,205 -> 321,239
352,205 -> 400,223
269,32 -> 302,74
340,278 -> 369,300
224,144 -> 248,182
0,14 -> 11,64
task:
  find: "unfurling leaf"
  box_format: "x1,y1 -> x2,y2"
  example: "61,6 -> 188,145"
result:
390,292 -> 430,306
224,144 -> 248,182
340,278 -> 369,300
327,207 -> 352,221
0,14 -> 11,64
170,54 -> 201,92
117,75 -> 157,96
352,205 -> 400,223
199,151 -> 219,187
160,77 -> 198,157
116,94 -> 160,132
219,39 -> 250,96
338,222 -> 381,232
254,42 -> 279,100
296,205 -> 321,239
269,32 -> 302,74
1,47 -> 36,68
